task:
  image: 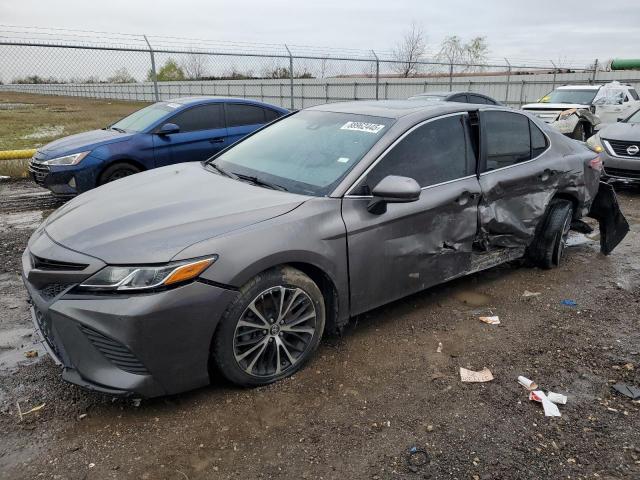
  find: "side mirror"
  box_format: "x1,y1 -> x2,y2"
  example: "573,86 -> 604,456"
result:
157,123 -> 180,135
617,117 -> 624,122
367,175 -> 421,214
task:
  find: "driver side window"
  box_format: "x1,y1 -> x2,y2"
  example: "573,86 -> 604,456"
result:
358,114 -> 475,194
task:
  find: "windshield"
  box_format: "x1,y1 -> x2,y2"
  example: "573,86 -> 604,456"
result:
408,94 -> 448,102
538,89 -> 598,105
211,111 -> 394,196
110,102 -> 179,132
625,109 -> 640,124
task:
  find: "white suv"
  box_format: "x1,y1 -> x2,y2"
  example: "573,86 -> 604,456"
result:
522,81 -> 640,140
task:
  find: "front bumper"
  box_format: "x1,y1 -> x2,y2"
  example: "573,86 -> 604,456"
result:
600,144 -> 640,181
29,153 -> 103,196
23,237 -> 238,397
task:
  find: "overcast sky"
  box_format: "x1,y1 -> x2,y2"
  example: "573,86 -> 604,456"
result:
1,0 -> 638,65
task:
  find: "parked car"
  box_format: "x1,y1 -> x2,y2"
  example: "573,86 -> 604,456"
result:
587,107 -> 640,181
23,100 -> 628,397
521,81 -> 640,140
28,97 -> 289,196
408,91 -> 501,105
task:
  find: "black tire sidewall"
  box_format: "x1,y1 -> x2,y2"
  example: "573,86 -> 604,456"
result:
99,162 -> 140,185
212,266 -> 325,387
533,200 -> 574,269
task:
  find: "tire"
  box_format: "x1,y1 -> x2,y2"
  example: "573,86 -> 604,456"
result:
571,122 -> 587,141
527,199 -> 574,269
98,162 -> 141,185
212,266 -> 325,387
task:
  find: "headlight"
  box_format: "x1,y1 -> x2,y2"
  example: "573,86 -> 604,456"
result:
43,151 -> 91,166
79,257 -> 216,292
586,135 -> 603,153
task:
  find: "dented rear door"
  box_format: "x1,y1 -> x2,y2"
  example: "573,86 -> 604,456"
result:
342,113 -> 481,316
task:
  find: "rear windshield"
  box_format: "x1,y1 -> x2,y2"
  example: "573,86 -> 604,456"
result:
211,110 -> 394,196
408,94 -> 448,102
538,89 -> 598,105
111,102 -> 178,132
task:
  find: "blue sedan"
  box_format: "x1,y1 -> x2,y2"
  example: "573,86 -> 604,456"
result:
28,97 -> 289,196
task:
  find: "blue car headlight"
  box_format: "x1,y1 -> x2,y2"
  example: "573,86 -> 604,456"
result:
43,151 -> 91,166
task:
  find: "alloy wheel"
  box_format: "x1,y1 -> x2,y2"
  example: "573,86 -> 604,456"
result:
233,286 -> 317,378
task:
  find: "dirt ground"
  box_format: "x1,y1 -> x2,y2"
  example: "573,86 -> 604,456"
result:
0,179 -> 639,480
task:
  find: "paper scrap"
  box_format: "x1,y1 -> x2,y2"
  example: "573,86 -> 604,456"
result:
522,290 -> 541,298
460,367 -> 494,383
479,316 -> 500,325
529,391 -> 561,417
436,342 -> 443,353
546,392 -> 567,405
518,376 -> 538,391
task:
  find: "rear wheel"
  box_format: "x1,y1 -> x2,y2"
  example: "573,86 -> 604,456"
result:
212,266 -> 325,387
528,199 -> 574,269
98,162 -> 141,185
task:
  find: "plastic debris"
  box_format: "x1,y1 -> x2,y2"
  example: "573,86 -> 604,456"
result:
529,391 -> 561,417
612,383 -> 640,400
436,342 -> 443,353
522,290 -> 541,298
517,376 -> 538,391
546,392 -> 568,405
479,315 -> 500,325
560,299 -> 577,307
132,398 -> 142,408
460,367 -> 494,383
407,446 -> 429,469
24,350 -> 38,358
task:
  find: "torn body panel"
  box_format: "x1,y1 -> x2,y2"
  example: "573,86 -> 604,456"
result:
588,181 -> 630,254
550,109 -> 600,135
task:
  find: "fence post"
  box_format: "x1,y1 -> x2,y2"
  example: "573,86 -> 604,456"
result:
371,50 -> 380,100
285,45 -> 294,109
551,60 -> 557,90
504,58 -> 512,106
591,58 -> 599,84
143,35 -> 160,102
519,80 -> 525,107
448,63 -> 453,91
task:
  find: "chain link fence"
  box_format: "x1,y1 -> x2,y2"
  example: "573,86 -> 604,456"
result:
1,27 -> 640,155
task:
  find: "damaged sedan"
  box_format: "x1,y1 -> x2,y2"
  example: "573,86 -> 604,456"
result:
22,100 -> 629,397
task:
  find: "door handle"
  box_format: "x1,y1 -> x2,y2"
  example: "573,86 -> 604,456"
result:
454,191 -> 477,206
210,137 -> 225,144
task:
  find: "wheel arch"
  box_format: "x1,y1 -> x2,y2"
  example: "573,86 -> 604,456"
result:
97,158 -> 146,184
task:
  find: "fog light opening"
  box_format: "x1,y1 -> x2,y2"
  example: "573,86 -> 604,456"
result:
68,176 -> 76,189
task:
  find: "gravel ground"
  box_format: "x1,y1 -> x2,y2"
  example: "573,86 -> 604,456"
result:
0,179 -> 639,480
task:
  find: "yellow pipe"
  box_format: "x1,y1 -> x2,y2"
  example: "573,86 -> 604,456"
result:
0,149 -> 36,160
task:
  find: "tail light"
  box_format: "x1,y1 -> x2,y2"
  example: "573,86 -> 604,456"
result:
589,156 -> 603,171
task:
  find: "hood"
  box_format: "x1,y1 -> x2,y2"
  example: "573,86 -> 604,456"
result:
598,122 -> 640,142
39,129 -> 134,156
44,162 -> 307,264
522,103 -> 590,110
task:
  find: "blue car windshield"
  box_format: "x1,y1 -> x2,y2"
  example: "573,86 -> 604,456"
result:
110,102 -> 179,132
212,111 -> 394,196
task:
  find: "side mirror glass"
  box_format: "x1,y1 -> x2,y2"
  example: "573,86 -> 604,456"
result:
367,175 -> 421,214
158,123 -> 180,135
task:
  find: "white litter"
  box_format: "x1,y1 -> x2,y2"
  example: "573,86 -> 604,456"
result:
518,376 -> 538,391
546,392 -> 568,405
529,391 -> 561,417
479,316 -> 500,325
460,367 -> 494,383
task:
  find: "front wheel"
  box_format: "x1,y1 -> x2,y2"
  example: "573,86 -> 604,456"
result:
212,266 -> 325,387
98,162 -> 141,185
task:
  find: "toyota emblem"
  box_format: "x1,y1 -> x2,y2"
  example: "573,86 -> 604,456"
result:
627,144 -> 640,156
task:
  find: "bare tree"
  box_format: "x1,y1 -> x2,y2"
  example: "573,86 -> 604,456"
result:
464,36 -> 489,71
107,67 -> 136,83
438,35 -> 490,72
392,22 -> 427,77
182,51 -> 207,80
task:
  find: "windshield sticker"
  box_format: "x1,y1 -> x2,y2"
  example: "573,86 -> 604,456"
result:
337,157 -> 350,163
340,121 -> 385,134
165,103 -> 181,109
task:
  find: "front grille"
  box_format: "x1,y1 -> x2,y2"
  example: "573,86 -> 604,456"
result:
28,157 -> 50,184
38,283 -> 75,300
604,166 -> 640,179
32,254 -> 88,271
603,138 -> 640,158
33,306 -> 62,359
79,325 -> 149,375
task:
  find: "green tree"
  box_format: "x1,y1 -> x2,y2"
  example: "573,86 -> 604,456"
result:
148,58 -> 185,82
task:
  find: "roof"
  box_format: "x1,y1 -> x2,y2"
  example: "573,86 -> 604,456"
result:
556,85 -> 601,90
410,91 -> 462,97
307,100 -> 470,119
165,96 -> 288,110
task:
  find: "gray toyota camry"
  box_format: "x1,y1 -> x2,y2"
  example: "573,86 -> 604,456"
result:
22,100 -> 628,397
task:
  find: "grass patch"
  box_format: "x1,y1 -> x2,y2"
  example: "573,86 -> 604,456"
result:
0,92 -> 149,151
0,159 -> 30,178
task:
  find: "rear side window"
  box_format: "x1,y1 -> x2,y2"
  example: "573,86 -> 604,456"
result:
263,109 -> 282,122
483,111 -> 531,171
449,94 -> 468,103
168,104 -> 224,132
363,114 -> 474,190
468,94 -> 488,105
530,120 -> 548,157
226,104 -> 268,127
